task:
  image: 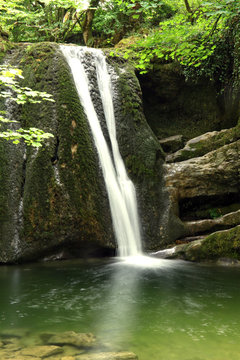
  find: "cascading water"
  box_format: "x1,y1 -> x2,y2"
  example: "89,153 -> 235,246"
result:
61,45 -> 143,258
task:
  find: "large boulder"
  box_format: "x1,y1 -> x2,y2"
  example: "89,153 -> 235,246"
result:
0,43 -> 115,263
0,42 -> 180,262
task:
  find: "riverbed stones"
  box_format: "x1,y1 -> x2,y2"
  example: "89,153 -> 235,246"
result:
8,357 -> 41,360
46,331 -> 96,348
75,352 -> 138,360
19,345 -> 63,358
0,330 -> 138,360
5,357 -> 41,360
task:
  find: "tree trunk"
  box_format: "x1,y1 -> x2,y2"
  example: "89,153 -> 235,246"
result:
183,0 -> 194,24
82,0 -> 100,46
82,8 -> 95,46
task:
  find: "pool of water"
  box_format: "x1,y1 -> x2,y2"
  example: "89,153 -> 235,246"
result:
1,257 -> 240,359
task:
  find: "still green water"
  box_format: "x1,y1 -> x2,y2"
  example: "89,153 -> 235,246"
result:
0,258 -> 240,360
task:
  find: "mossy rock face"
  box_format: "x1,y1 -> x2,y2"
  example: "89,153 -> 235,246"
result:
138,63 -> 238,141
0,43 -> 115,263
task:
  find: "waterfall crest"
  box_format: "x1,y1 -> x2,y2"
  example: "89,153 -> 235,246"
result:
61,45 -> 143,257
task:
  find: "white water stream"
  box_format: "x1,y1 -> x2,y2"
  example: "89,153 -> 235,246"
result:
61,46 -> 143,258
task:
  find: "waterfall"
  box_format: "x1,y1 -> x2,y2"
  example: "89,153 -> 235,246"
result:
61,45 -> 143,257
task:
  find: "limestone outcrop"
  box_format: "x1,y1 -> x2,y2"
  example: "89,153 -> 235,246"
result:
161,125 -> 240,261
165,139 -> 240,203
166,126 -> 240,163
1,41 -> 240,263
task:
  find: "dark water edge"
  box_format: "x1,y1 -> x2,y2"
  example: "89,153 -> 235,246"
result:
1,257 -> 240,360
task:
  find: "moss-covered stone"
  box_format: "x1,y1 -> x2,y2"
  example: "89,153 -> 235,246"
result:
167,225 -> 240,262
186,226 -> 240,261
167,125 -> 240,162
1,42 -> 184,262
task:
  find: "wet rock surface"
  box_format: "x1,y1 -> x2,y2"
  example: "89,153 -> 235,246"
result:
159,225 -> 240,263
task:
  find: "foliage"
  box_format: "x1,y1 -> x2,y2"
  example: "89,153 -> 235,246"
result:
110,0 -> 240,80
2,0 -> 240,82
0,0 -> 87,42
93,0 -> 175,45
114,0 -> 174,24
209,208 -> 222,219
0,0 -> 177,45
0,65 -> 54,147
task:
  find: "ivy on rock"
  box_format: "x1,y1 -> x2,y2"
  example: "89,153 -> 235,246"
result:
0,65 -> 54,147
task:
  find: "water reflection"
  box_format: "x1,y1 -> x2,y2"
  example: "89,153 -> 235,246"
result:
93,256 -> 190,350
93,260 -> 141,348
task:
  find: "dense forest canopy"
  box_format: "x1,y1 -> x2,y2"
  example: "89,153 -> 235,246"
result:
0,0 -> 239,72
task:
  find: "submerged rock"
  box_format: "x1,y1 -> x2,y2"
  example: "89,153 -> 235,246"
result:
46,332 -> 96,348
76,352 -> 138,360
19,345 -> 63,358
0,329 -> 138,360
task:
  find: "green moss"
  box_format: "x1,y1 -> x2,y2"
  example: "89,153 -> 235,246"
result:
185,125 -> 240,160
186,226 -> 240,261
125,154 -> 154,178
0,39 -> 14,62
116,63 -> 164,181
